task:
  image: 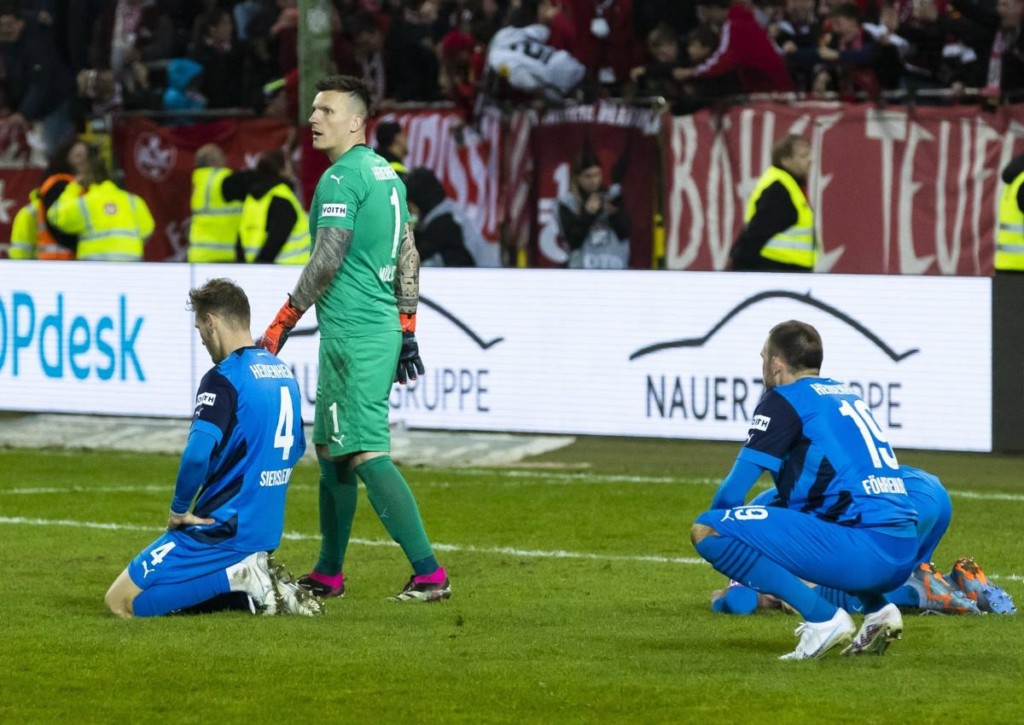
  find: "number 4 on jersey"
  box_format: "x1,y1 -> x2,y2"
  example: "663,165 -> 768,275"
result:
274,386 -> 295,460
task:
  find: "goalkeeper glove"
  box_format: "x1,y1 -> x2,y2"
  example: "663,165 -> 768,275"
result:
395,313 -> 424,384
257,296 -> 303,355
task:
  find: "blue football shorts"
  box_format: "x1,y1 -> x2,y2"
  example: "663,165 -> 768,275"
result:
127,530 -> 251,589
695,505 -> 918,594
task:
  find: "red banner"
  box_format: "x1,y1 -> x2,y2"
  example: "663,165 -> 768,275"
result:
528,104 -> 660,269
0,124 -> 47,257
664,103 -> 1024,275
114,117 -> 292,261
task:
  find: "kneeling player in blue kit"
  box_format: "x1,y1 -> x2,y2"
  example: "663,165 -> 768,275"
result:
711,466 -> 1016,616
691,320 -> 920,659
104,278 -> 321,618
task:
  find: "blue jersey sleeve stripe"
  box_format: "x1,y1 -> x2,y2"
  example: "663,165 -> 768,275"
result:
738,447 -> 782,472
191,418 -> 224,446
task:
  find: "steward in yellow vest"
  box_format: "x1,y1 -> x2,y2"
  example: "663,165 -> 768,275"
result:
47,155 -> 154,261
997,154 -> 1024,273
731,134 -> 816,272
8,170 -> 80,260
8,200 -> 38,259
238,149 -> 311,264
188,143 -> 249,263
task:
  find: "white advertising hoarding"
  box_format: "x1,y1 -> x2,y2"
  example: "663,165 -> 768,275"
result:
1,263 -> 992,451
0,262 -> 194,416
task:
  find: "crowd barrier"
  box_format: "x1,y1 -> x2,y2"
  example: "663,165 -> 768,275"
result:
2,261 -> 1010,453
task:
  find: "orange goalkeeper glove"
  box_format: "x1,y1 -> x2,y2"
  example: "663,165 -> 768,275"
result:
257,296 -> 303,355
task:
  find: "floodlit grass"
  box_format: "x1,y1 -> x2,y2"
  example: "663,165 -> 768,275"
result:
1,438 -> 1022,723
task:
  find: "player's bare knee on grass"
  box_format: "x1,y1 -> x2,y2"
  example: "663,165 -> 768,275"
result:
104,585 -> 133,619
691,523 -> 718,546
105,569 -> 140,619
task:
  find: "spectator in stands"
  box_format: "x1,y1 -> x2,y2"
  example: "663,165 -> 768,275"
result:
675,24 -> 744,110
897,0 -> 982,93
951,0 -> 1024,101
162,57 -> 207,119
47,147 -> 155,262
261,68 -> 299,120
375,120 -> 409,178
191,7 -> 254,109
0,1 -> 76,154
560,0 -> 642,93
797,2 -> 904,96
676,0 -> 796,94
485,4 -> 587,102
557,149 -> 631,269
385,0 -> 442,102
629,24 -> 687,103
405,166 -> 499,266
350,12 -> 389,106
773,0 -> 825,91
188,143 -> 250,263
238,148 -> 311,265
439,28 -> 484,117
731,133 -> 816,272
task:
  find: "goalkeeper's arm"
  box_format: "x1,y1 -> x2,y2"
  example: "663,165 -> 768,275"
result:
394,222 -> 425,383
258,227 -> 352,354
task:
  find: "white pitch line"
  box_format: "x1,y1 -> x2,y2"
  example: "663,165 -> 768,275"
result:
2,485 -> 170,495
0,515 -> 703,566
6,477 -> 1024,504
947,490 -> 1024,503
0,515 -> 1019,583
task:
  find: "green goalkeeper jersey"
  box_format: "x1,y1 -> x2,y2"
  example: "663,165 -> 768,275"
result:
309,144 -> 407,339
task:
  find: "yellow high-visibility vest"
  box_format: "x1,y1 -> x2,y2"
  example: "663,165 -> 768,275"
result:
239,182 -> 311,265
744,166 -> 816,270
996,170 -> 1024,271
9,200 -> 37,259
188,167 -> 243,262
48,181 -> 154,261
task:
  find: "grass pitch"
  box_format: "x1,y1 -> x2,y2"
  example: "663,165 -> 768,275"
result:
1,437 -> 1022,724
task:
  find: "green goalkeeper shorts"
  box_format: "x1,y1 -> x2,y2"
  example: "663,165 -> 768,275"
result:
312,331 -> 401,457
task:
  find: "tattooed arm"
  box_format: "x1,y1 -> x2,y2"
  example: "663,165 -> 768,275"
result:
394,221 -> 420,316
290,227 -> 352,311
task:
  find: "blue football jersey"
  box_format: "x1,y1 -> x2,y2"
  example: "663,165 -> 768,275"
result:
182,347 -> 305,551
738,377 -> 916,532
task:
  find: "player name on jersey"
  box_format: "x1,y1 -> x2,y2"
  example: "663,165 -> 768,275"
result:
371,166 -> 398,181
259,468 -> 293,487
249,363 -> 293,379
861,475 -> 908,496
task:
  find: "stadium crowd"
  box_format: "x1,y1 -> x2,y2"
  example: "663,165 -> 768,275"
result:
6,0 -> 1024,151
3,0 -> 1024,267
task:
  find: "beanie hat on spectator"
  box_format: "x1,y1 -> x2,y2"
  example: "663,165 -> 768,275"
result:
441,31 -> 475,59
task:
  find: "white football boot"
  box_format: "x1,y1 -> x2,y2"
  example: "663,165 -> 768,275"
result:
779,608 -> 856,660
842,603 -> 903,656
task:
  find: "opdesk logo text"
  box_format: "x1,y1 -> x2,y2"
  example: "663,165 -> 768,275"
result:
0,293 -> 145,380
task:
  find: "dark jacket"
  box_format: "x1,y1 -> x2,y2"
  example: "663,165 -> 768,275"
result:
404,167 -> 476,267
0,17 -> 75,120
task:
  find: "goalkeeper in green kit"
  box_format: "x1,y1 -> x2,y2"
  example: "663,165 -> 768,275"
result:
258,75 -> 449,602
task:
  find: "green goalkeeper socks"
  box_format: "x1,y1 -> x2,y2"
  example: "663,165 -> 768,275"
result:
355,455 -> 435,566
314,457 -> 358,576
